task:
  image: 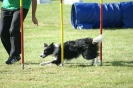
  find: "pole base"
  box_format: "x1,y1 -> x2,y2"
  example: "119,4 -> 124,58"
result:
99,60 -> 102,66
22,64 -> 24,69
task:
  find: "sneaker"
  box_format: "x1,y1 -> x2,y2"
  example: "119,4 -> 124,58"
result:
16,55 -> 21,61
5,55 -> 21,65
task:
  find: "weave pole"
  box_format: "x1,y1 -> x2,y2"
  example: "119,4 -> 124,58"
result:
20,0 -> 24,69
100,0 -> 103,66
60,0 -> 64,66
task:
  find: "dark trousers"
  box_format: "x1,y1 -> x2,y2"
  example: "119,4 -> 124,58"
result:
0,8 -> 28,56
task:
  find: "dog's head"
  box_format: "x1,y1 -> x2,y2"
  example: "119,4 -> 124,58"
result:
40,43 -> 55,58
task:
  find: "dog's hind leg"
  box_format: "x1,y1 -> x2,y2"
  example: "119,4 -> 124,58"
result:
90,59 -> 95,66
95,57 -> 98,66
90,57 -> 98,66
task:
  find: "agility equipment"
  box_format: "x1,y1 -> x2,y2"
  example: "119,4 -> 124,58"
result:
20,0 -> 24,69
100,0 -> 103,66
60,0 -> 64,65
71,1 -> 133,29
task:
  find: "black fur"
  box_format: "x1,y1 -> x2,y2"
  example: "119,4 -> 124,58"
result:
40,37 -> 99,66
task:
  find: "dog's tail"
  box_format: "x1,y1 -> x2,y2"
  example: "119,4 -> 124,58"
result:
93,35 -> 103,43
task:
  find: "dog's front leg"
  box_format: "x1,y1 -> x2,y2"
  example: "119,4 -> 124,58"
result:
40,57 -> 59,66
40,61 -> 52,66
51,60 -> 61,66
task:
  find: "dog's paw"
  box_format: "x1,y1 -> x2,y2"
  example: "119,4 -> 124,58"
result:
40,61 -> 52,66
58,63 -> 64,67
40,62 -> 45,66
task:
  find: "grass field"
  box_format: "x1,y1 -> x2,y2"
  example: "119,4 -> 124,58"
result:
0,0 -> 133,88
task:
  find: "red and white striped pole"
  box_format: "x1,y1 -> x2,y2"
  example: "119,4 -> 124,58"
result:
100,0 -> 103,66
20,0 -> 24,69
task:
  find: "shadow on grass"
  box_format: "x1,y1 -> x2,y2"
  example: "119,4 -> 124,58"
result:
104,61 -> 133,67
24,62 -> 40,65
64,60 -> 133,67
21,62 -> 91,67
64,63 -> 94,67
22,61 -> 133,67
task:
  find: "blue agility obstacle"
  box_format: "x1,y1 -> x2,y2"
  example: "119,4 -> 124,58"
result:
71,1 -> 133,29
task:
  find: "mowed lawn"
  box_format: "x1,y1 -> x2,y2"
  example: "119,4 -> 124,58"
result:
0,0 -> 133,88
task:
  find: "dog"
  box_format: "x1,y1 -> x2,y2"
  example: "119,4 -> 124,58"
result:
40,35 -> 103,66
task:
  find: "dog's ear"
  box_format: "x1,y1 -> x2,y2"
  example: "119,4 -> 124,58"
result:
44,43 -> 48,47
50,42 -> 54,46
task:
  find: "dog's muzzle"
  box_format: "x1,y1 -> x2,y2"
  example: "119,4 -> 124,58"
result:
40,53 -> 46,58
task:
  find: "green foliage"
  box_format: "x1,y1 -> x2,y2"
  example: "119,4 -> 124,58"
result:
0,0 -> 133,88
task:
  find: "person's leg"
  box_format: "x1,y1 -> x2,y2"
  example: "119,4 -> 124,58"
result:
6,9 -> 29,64
10,9 -> 28,56
0,9 -> 13,55
9,10 -> 21,56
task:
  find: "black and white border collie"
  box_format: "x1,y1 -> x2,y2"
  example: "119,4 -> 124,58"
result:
40,35 -> 103,66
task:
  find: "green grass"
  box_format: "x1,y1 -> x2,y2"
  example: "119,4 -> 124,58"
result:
0,0 -> 133,88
